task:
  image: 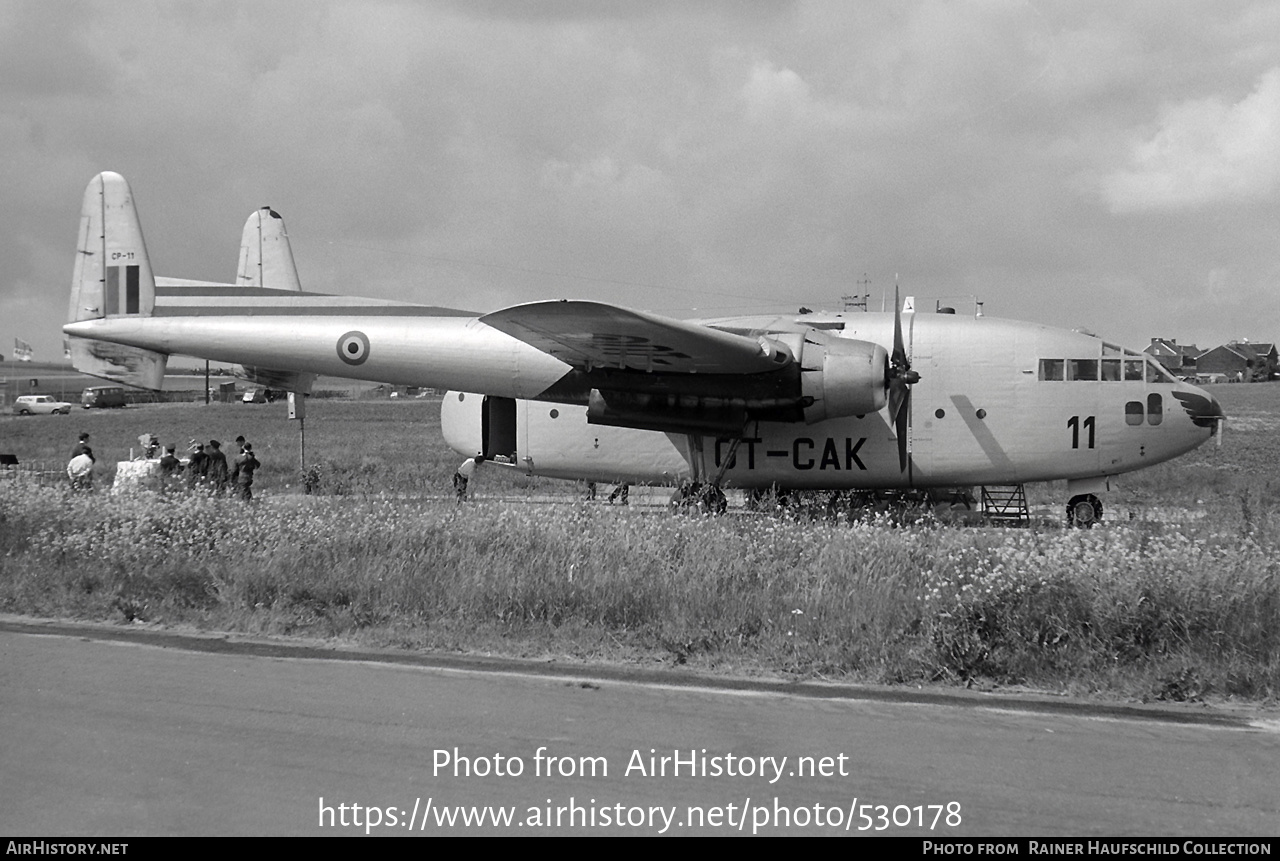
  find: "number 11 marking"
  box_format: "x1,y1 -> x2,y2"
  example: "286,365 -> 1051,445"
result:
1068,415 -> 1095,449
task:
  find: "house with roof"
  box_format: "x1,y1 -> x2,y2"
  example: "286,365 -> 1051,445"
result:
1194,341 -> 1278,382
1144,338 -> 1200,377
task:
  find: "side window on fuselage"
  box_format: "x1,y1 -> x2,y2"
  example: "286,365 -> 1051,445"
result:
1068,359 -> 1098,381
1039,359 -> 1064,381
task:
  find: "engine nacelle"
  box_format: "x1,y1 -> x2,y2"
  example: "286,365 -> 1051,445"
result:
586,389 -> 749,436
796,333 -> 888,424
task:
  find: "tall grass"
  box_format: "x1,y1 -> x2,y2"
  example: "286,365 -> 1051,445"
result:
3,384 -> 1278,700
3,477 -> 1276,701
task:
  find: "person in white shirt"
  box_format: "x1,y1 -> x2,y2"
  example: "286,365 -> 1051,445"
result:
452,455 -> 485,502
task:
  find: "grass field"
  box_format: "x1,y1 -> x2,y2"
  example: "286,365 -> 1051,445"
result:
1,385 -> 1277,704
0,397 -> 491,496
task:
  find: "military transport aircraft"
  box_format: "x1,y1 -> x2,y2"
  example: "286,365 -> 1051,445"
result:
63,172 -> 1224,525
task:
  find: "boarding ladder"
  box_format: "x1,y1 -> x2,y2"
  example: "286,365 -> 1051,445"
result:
981,485 -> 1029,524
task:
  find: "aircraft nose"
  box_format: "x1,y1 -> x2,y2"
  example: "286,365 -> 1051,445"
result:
1171,386 -> 1225,431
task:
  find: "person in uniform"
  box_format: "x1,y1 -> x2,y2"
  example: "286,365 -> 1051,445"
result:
187,441 -> 210,489
158,445 -> 183,492
205,439 -> 229,494
231,442 -> 260,501
158,445 -> 181,476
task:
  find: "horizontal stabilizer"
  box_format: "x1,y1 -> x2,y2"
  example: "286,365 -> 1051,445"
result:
481,301 -> 791,374
67,335 -> 168,390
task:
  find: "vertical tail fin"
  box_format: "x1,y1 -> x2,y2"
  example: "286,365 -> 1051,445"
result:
236,207 -> 303,291
70,171 -> 157,321
235,206 -> 310,391
66,172 -> 168,389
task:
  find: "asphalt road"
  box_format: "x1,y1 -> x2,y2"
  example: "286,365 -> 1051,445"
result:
1,619 -> 1276,836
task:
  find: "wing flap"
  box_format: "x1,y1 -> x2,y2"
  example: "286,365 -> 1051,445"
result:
237,366 -> 316,393
67,335 -> 168,390
481,301 -> 789,374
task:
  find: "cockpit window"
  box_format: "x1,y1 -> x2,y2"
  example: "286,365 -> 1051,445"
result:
1145,358 -> 1177,384
1039,359 -> 1064,381
1040,354 -> 1177,383
1068,359 -> 1098,381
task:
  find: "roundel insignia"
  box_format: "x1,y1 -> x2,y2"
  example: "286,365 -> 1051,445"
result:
337,331 -> 370,365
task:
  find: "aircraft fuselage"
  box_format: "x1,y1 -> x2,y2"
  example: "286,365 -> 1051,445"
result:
439,311 -> 1221,489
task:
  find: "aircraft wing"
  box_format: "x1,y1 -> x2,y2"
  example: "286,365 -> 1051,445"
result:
480,301 -> 789,374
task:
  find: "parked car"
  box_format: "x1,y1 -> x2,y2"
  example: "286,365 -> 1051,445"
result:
241,388 -> 275,404
12,395 -> 73,416
81,385 -> 128,409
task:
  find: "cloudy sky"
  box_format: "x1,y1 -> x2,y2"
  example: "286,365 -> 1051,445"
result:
3,0 -> 1278,362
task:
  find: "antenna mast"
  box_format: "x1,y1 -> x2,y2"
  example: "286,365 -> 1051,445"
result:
842,275 -> 871,312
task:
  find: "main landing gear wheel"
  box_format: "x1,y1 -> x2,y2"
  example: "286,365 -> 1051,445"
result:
1067,494 -> 1103,528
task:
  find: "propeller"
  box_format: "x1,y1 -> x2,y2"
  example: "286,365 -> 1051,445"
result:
886,285 -> 920,471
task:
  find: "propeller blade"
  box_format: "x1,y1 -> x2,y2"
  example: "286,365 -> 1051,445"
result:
895,387 -> 910,472
892,284 -> 906,369
888,378 -> 906,426
887,283 -> 916,472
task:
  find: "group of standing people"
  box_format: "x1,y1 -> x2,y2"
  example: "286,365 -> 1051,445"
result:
159,435 -> 260,499
158,438 -> 234,496
68,432 -> 260,500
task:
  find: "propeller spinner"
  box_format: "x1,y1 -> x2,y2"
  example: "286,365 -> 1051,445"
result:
887,286 -> 920,472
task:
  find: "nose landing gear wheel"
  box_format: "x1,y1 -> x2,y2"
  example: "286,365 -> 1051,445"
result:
1067,494 -> 1103,528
